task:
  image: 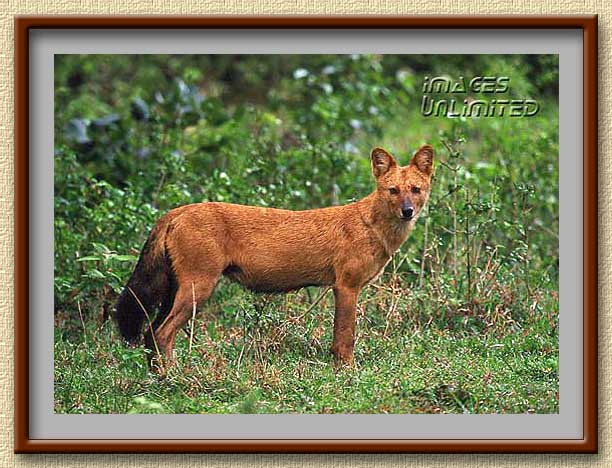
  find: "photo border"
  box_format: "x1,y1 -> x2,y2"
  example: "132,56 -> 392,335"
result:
14,14 -> 598,454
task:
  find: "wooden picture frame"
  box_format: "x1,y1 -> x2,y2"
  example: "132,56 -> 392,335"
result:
14,15 -> 598,453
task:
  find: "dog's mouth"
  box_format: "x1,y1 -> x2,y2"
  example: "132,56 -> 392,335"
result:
399,212 -> 415,221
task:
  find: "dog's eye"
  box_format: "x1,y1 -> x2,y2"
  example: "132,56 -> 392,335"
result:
411,186 -> 421,194
389,187 -> 400,195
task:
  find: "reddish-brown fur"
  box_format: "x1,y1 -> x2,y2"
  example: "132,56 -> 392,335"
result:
114,145 -> 434,370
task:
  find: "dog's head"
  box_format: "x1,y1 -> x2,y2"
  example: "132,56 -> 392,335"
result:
371,145 -> 434,221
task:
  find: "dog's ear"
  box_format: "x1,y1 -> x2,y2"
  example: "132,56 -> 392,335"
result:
371,147 -> 397,178
410,145 -> 434,176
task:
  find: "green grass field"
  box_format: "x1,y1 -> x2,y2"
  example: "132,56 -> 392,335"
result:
55,275 -> 558,414
54,54 -> 559,414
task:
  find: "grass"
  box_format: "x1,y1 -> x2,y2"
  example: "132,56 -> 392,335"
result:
55,267 -> 558,414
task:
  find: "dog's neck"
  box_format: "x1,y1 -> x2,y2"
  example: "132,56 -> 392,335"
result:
356,192 -> 414,257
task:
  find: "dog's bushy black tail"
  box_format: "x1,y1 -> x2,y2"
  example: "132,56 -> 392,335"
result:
114,219 -> 172,344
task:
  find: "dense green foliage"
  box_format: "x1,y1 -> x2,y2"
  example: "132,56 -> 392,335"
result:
54,54 -> 559,414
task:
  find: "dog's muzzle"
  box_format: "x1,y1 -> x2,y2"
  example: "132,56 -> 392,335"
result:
400,205 -> 414,220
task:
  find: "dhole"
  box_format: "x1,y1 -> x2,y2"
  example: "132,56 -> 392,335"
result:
114,145 -> 434,369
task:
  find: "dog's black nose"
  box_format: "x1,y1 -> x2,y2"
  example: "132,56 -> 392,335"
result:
401,206 -> 414,219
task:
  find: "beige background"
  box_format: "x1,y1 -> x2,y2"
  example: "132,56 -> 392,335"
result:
0,0 -> 607,465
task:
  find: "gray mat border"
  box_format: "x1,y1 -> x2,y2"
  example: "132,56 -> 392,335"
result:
30,28 -> 581,440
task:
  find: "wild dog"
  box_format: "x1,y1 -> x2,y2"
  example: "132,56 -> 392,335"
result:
114,145 -> 434,370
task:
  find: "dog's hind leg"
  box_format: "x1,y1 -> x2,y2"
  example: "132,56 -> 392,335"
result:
148,274 -> 220,372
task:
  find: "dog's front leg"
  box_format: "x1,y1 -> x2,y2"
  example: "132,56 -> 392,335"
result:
331,285 -> 359,366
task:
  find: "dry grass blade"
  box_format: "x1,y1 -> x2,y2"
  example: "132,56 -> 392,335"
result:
127,286 -> 164,373
189,282 -> 197,354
